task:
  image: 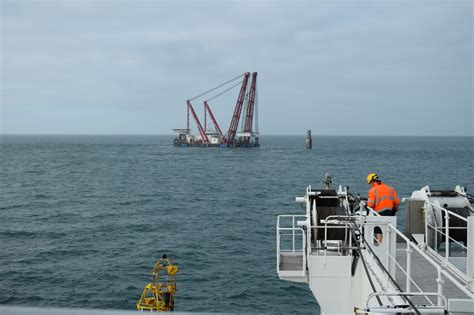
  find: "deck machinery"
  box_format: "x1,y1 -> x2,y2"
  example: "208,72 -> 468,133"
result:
277,175 -> 474,314
173,72 -> 259,147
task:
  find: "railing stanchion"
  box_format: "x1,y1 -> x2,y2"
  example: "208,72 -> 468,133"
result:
437,268 -> 444,306
424,205 -> 429,246
445,213 -> 450,261
292,216 -> 295,253
467,217 -> 474,292
277,217 -> 280,272
302,228 -> 307,275
406,244 -> 412,293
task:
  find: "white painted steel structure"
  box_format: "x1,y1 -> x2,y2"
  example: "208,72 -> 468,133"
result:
276,184 -> 474,314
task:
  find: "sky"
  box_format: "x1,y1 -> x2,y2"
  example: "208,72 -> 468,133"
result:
0,0 -> 472,136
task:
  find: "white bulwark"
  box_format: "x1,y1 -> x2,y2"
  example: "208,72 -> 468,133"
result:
277,180 -> 474,314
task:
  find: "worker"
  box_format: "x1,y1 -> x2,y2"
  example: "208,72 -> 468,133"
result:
366,173 -> 400,244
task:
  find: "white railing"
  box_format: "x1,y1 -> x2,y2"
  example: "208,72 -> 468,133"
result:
310,225 -> 355,262
278,196 -> 473,308
319,215 -> 362,253
361,201 -> 473,308
366,292 -> 447,310
276,214 -> 307,273
425,201 -> 469,280
366,200 -> 469,278
387,223 -> 473,306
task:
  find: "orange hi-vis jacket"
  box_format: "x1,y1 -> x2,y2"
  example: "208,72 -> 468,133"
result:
367,182 -> 400,212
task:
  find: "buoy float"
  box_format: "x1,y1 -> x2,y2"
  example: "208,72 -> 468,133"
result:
137,254 -> 178,312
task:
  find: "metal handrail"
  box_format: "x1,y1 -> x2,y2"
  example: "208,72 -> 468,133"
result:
359,201 -> 380,216
319,211 -> 455,310
277,214 -> 307,253
366,198 -> 472,302
425,223 -> 468,250
429,201 -> 468,222
358,213 -> 473,308
378,235 -> 435,306
335,205 -> 472,302
277,227 -> 304,251
277,215 -> 307,273
366,292 -> 447,309
387,222 -> 474,301
424,201 -> 469,278
310,225 -> 350,229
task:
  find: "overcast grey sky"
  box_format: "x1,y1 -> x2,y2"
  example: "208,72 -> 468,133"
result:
1,0 -> 472,135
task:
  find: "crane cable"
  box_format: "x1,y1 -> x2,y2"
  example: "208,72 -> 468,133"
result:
342,207 -> 383,307
350,225 -> 383,307
205,80 -> 243,102
350,219 -> 421,315
188,73 -> 245,101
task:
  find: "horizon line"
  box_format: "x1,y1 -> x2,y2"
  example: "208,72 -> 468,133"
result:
1,133 -> 473,137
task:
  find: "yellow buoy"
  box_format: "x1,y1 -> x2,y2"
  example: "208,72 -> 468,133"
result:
137,255 -> 178,312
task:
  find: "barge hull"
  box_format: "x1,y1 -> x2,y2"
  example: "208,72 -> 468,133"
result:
173,142 -> 260,148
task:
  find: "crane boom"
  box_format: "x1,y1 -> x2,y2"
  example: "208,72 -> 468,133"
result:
187,100 -> 209,143
243,72 -> 257,143
224,72 -> 250,143
204,101 -> 224,138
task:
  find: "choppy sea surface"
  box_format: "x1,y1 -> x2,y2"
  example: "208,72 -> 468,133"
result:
1,135 -> 473,313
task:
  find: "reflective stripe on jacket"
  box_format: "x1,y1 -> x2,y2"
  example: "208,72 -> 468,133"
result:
367,182 -> 400,212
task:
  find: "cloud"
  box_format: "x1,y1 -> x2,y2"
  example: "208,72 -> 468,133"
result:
1,0 -> 472,135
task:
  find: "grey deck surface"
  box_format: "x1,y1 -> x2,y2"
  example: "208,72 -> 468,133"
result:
279,252 -> 303,271
395,243 -> 467,306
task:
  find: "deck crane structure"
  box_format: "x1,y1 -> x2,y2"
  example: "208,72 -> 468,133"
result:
173,72 -> 259,147
223,72 -> 251,144
186,100 -> 208,144
204,101 -> 224,139
242,72 -> 257,144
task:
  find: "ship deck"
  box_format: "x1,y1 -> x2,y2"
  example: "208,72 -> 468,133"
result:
279,242 -> 468,307
394,242 -> 467,306
279,252 -> 304,271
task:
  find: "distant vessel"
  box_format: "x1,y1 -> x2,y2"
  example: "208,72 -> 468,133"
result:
277,174 -> 474,314
173,72 -> 259,147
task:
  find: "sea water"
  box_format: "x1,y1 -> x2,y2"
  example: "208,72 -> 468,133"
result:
1,135 -> 473,313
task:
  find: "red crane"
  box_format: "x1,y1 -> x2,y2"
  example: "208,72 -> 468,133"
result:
224,72 -> 251,144
177,72 -> 258,147
242,72 -> 258,143
204,101 -> 224,138
186,100 -> 209,144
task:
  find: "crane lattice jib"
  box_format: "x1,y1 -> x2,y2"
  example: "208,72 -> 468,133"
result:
204,101 -> 224,138
225,72 -> 251,143
243,72 -> 257,143
187,100 -> 209,143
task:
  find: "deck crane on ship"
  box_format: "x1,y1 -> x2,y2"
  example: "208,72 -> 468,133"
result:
173,72 -> 259,147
